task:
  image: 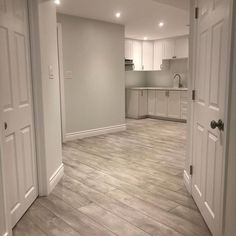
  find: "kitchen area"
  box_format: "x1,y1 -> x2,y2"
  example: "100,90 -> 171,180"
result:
125,35 -> 189,122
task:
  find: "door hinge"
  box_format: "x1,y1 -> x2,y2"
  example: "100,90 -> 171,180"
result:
190,165 -> 193,176
192,90 -> 196,101
195,7 -> 199,19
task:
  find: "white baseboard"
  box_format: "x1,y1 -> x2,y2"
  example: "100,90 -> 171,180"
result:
48,163 -> 64,193
184,169 -> 192,193
65,124 -> 127,141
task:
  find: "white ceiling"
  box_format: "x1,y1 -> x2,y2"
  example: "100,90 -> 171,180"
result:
56,0 -> 189,40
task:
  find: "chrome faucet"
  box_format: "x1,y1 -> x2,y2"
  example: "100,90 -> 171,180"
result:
173,74 -> 183,88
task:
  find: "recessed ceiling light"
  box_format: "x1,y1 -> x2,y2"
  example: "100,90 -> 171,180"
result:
116,12 -> 121,18
159,22 -> 164,27
144,37 -> 148,40
54,0 -> 60,5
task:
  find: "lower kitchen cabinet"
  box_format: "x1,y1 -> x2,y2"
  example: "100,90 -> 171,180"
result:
168,91 -> 181,119
126,89 -> 147,119
148,90 -> 156,116
126,89 -> 188,121
156,90 -> 168,117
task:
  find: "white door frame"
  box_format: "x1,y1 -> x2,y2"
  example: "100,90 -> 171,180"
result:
185,0 -> 234,235
57,23 -> 66,143
0,0 -> 51,234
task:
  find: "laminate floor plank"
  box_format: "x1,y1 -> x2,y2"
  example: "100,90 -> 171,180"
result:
13,119 -> 211,236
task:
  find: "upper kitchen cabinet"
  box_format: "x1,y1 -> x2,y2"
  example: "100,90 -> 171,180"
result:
162,36 -> 189,60
142,41 -> 154,71
133,40 -> 142,70
125,39 -> 133,60
175,37 -> 189,59
162,39 -> 175,60
153,40 -> 163,70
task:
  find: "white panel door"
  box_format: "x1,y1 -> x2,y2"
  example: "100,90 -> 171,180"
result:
175,37 -> 189,58
155,91 -> 168,117
148,90 -> 156,116
167,91 -> 181,119
192,0 -> 231,235
125,39 -> 133,60
142,41 -> 154,71
153,40 -> 163,71
132,40 -> 142,71
0,0 -> 38,227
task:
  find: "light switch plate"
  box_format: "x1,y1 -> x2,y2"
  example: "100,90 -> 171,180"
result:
64,70 -> 73,79
49,65 -> 54,79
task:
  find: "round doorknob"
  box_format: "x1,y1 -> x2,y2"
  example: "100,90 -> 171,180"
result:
210,119 -> 224,131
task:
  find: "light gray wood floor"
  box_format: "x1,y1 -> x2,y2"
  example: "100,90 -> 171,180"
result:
13,119 -> 211,236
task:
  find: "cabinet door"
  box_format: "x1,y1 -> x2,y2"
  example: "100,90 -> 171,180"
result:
180,91 -> 188,120
142,41 -> 154,71
175,37 -> 189,58
148,90 -> 156,115
125,39 -> 133,59
156,91 -> 168,117
163,39 -> 175,60
126,90 -> 139,118
168,91 -> 181,119
133,40 -> 142,70
139,90 -> 148,117
153,41 -> 163,71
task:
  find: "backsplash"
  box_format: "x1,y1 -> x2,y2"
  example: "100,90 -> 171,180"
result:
125,58 -> 189,88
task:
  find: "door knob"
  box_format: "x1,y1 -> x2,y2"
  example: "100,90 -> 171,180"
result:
4,122 -> 7,130
210,119 -> 224,131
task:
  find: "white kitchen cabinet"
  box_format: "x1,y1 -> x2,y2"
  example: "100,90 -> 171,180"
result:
175,37 -> 189,58
168,91 -> 181,119
162,39 -> 175,60
139,90 -> 148,116
133,40 -> 142,70
180,91 -> 188,119
153,41 -> 163,71
126,89 -> 147,118
125,39 -> 133,60
142,41 -> 154,71
148,90 -> 156,116
156,90 -> 168,117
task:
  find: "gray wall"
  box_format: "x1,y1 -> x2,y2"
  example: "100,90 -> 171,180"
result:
125,59 -> 188,88
57,14 -> 125,133
125,71 -> 146,88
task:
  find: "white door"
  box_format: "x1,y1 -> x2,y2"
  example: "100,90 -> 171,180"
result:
0,0 -> 38,227
133,40 -> 142,71
168,91 -> 181,119
148,90 -> 156,116
142,41 -> 154,70
155,91 -> 168,117
192,0 -> 231,235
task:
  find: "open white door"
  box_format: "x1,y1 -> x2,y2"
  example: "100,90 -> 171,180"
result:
0,0 -> 38,227
192,0 -> 232,235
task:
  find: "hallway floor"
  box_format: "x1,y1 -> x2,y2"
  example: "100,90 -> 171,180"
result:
13,119 -> 211,236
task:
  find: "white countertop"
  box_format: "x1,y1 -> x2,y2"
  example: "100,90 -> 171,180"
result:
127,87 -> 188,91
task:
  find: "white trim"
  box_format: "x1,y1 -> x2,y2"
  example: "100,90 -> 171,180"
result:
49,164 -> 64,193
57,23 -> 67,143
183,170 -> 191,193
65,124 -> 127,141
28,0 -> 48,196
